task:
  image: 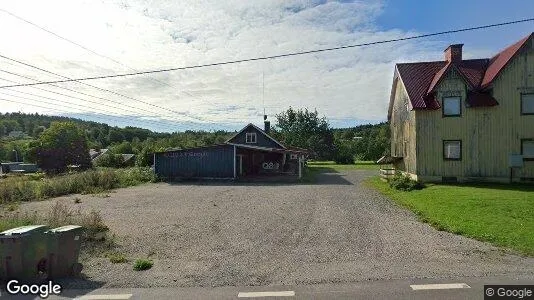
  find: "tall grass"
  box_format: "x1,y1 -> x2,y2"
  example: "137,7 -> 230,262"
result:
0,167 -> 157,204
0,201 -> 109,236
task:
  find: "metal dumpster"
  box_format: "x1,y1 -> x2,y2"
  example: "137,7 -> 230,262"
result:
46,225 -> 83,278
0,225 -> 49,281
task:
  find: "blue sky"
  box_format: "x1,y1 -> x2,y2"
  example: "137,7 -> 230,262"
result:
0,0 -> 532,132
377,0 -> 534,49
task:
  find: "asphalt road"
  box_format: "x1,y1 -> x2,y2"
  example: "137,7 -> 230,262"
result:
12,169 -> 534,293
3,275 -> 534,299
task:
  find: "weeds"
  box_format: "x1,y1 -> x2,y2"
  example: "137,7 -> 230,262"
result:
0,167 -> 156,204
107,252 -> 128,264
5,202 -> 19,212
133,259 -> 153,271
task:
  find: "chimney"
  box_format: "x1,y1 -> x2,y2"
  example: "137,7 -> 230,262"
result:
263,115 -> 270,133
444,44 -> 463,62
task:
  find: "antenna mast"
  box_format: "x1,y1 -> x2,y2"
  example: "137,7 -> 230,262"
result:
262,67 -> 265,117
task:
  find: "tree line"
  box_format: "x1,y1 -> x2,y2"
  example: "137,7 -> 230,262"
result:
0,110 -> 390,172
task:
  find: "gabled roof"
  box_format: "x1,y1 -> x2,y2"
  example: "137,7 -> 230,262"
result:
389,32 -> 532,119
481,33 -> 533,87
225,123 -> 286,149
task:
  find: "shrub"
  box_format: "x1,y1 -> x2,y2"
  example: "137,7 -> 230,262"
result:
388,172 -> 424,191
94,152 -> 124,168
333,142 -> 355,165
81,209 -> 110,240
133,259 -> 153,271
333,152 -> 355,164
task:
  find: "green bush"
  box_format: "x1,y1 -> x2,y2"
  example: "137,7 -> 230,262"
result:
388,172 -> 424,191
133,259 -> 153,271
333,152 -> 355,164
94,152 -> 124,168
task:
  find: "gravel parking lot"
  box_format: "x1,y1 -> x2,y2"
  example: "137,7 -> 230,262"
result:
18,170 -> 534,288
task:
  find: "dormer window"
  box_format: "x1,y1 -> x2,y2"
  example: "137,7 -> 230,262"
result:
443,96 -> 461,117
245,132 -> 257,143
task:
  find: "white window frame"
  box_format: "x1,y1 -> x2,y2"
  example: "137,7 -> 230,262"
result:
521,93 -> 534,115
443,140 -> 461,160
245,132 -> 257,144
443,96 -> 461,117
290,154 -> 298,160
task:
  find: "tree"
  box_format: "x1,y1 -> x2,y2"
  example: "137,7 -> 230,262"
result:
31,122 -> 92,173
333,139 -> 355,164
108,129 -> 125,144
274,107 -> 335,160
93,151 -> 124,168
111,141 -> 133,154
33,125 -> 46,137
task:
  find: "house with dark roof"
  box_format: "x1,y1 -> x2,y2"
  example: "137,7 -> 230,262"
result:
387,33 -> 534,183
153,120 -> 310,180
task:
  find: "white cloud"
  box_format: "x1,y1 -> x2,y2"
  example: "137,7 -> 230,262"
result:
0,0 -> 471,131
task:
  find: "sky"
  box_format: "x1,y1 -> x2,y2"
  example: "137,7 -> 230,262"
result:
0,0 -> 532,132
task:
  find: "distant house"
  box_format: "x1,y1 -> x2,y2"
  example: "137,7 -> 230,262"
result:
387,33 -> 534,183
154,120 -> 310,179
90,149 -> 135,167
121,154 -> 136,167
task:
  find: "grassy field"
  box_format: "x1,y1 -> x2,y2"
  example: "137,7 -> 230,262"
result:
300,160 -> 382,183
367,177 -> 534,256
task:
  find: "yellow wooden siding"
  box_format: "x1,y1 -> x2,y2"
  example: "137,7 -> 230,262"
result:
416,39 -> 534,180
390,76 -> 417,174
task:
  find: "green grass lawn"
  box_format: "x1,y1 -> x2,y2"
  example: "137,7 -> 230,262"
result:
308,160 -> 383,170
367,177 -> 534,256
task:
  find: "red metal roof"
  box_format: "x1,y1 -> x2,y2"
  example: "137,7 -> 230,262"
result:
391,33 -> 532,116
481,33 -> 533,87
396,61 -> 445,109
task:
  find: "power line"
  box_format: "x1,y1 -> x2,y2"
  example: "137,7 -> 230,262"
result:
0,54 -> 206,123
0,18 -> 532,88
0,91 -> 185,132
0,9 -> 217,121
0,71 -> 153,117
0,97 -> 175,131
0,89 -> 176,130
0,76 -> 210,131
0,68 -> 209,128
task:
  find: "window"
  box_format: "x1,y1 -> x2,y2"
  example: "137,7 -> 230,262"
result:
290,154 -> 298,160
443,140 -> 462,160
521,139 -> 534,160
443,97 -> 461,116
521,94 -> 534,115
245,132 -> 257,143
